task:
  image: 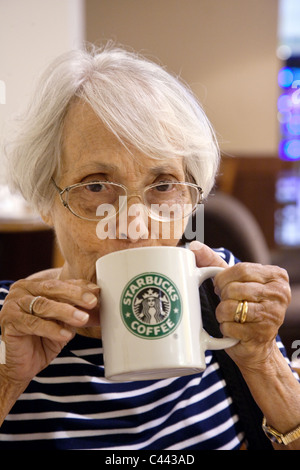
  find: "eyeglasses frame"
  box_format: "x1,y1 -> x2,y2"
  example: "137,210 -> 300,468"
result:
51,177 -> 203,222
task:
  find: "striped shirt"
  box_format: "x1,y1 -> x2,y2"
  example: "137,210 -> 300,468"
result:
0,249 -> 290,450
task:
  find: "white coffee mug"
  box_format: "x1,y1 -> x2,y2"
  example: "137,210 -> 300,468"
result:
96,246 -> 238,381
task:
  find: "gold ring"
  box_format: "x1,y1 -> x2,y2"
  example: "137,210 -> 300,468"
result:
234,301 -> 248,323
29,296 -> 42,315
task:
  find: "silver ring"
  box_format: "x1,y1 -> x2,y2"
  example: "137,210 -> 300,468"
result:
0,340 -> 6,364
29,296 -> 42,315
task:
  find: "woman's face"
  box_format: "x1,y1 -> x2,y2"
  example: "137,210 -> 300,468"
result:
46,101 -> 189,282
147,298 -> 155,307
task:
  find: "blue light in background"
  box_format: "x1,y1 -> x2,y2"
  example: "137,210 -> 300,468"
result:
277,93 -> 292,112
282,139 -> 300,159
278,67 -> 294,88
278,65 -> 300,160
275,0 -> 300,246
287,114 -> 300,134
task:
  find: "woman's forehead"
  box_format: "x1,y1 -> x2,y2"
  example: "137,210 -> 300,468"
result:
61,101 -> 185,178
62,101 -> 122,156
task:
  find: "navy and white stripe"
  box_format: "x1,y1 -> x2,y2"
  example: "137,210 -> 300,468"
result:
0,335 -> 244,449
0,248 -> 286,449
0,283 -> 12,308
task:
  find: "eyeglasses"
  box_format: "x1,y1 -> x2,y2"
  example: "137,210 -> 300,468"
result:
52,178 -> 203,222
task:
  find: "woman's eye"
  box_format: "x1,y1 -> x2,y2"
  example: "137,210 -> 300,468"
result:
156,183 -> 174,192
86,183 -> 105,192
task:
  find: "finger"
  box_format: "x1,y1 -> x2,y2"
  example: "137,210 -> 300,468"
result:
215,280 -> 291,312
2,308 -> 75,341
189,241 -> 228,268
214,262 -> 289,291
215,299 -> 263,324
219,319 -> 277,346
18,295 -> 90,327
12,279 -> 99,310
65,279 -> 100,292
216,280 -> 287,303
215,297 -> 285,344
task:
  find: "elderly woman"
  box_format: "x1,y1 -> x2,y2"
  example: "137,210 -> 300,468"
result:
0,45 -> 299,451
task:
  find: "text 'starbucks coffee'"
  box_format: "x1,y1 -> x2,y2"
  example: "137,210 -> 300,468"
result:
96,246 -> 238,381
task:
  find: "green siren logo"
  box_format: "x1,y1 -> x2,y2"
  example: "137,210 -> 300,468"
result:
120,272 -> 182,339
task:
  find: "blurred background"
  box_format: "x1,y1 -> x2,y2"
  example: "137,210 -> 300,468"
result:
0,0 -> 299,357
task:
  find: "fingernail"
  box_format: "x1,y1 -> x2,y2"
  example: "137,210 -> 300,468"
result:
73,310 -> 89,322
214,285 -> 220,297
82,292 -> 97,305
189,240 -> 204,251
88,283 -> 98,289
60,328 -> 73,339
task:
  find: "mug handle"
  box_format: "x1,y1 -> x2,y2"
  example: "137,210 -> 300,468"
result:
196,266 -> 239,350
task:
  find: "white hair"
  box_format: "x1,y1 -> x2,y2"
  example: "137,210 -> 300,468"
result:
4,44 -> 220,213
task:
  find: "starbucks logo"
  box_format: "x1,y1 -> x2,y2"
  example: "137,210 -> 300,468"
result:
120,272 -> 182,339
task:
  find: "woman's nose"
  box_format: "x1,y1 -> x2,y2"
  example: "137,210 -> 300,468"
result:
118,197 -> 149,241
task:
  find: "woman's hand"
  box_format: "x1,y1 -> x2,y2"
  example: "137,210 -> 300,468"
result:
190,241 -> 291,372
0,277 -> 100,385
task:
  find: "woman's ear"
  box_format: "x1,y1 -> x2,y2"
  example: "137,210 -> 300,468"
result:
40,210 -> 54,228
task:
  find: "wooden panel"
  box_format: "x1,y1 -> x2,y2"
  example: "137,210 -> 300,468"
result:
0,230 -> 55,279
216,155 -> 293,249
